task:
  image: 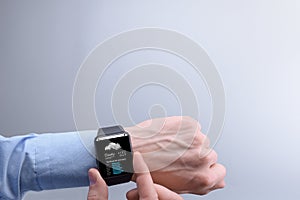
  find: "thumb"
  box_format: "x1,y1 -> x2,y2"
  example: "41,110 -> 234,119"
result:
87,168 -> 108,200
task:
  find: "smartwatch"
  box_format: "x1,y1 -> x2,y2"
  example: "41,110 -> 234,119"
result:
94,125 -> 133,186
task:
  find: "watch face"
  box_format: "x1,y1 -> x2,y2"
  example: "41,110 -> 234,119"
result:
95,133 -> 133,179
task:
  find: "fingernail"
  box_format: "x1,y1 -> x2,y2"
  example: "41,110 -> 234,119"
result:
88,170 -> 96,186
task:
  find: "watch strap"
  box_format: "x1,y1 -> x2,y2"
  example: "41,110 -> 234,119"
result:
97,125 -> 125,136
103,173 -> 132,186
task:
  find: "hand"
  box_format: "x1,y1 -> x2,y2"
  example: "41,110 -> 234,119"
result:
127,152 -> 183,200
87,169 -> 108,200
126,116 -> 226,195
87,152 -> 182,200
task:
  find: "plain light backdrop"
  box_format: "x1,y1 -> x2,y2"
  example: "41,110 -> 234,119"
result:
0,0 -> 299,200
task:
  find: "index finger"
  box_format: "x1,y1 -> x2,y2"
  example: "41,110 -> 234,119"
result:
134,152 -> 158,200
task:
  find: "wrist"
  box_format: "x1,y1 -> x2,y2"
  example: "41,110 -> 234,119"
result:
124,125 -> 162,153
124,126 -> 138,151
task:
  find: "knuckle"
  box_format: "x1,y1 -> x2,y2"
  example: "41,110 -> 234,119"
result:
202,173 -> 216,187
200,149 -> 218,163
208,150 -> 218,163
193,172 -> 216,188
181,150 -> 201,167
191,131 -> 206,151
219,181 -> 226,188
192,132 -> 205,145
201,153 -> 211,163
203,156 -> 210,164
203,136 -> 211,147
219,164 -> 227,177
214,163 -> 226,175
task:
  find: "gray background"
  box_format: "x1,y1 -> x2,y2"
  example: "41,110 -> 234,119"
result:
1,0 -> 299,199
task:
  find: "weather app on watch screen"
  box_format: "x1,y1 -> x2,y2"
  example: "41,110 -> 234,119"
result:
95,133 -> 133,179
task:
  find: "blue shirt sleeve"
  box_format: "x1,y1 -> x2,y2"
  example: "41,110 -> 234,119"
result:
0,130 -> 97,200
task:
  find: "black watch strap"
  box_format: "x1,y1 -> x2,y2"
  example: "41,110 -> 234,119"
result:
97,125 -> 125,136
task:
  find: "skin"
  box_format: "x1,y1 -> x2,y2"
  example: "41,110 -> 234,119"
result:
126,116 -> 226,195
88,116 -> 226,199
87,152 -> 183,200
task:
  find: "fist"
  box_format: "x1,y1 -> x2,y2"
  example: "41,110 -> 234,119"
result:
126,116 -> 226,195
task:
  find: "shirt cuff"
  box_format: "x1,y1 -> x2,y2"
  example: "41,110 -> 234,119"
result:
34,130 -> 97,190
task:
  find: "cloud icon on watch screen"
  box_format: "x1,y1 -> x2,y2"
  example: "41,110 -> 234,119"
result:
105,142 -> 121,151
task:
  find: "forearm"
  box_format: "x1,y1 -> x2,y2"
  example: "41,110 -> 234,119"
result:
31,131 -> 97,189
0,126 -> 162,200
0,131 -> 97,200
0,116 -> 225,199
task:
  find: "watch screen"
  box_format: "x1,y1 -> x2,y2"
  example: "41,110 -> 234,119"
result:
95,133 -> 133,179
